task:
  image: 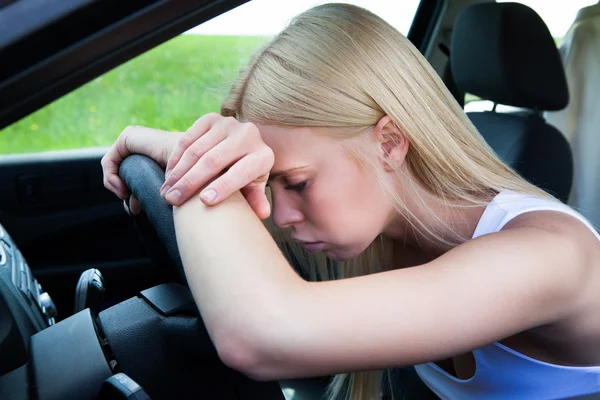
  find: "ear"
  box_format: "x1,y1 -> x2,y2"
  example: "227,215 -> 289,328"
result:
373,115 -> 409,171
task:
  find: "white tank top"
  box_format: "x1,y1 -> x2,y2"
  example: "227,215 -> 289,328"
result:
414,191 -> 600,399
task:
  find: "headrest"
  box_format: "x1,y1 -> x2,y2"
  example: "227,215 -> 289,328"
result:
451,3 -> 568,111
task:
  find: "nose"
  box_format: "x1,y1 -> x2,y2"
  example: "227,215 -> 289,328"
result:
271,192 -> 304,229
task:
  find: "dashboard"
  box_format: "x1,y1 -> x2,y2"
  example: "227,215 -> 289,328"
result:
0,223 -> 56,376
0,215 -> 224,400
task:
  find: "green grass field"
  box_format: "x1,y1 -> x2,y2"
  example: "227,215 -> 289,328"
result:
0,35 -> 270,155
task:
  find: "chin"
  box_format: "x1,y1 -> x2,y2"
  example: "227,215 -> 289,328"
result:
323,251 -> 346,261
324,245 -> 368,261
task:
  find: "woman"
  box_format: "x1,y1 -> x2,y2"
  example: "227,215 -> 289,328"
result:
101,4 -> 600,399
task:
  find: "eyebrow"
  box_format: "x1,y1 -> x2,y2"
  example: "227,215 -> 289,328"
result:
268,166 -> 310,180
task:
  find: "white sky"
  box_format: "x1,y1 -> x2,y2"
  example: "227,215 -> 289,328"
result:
188,0 -> 420,36
188,0 -> 598,38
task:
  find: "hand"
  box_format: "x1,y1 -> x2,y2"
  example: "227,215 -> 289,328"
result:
101,126 -> 183,214
161,113 -> 274,220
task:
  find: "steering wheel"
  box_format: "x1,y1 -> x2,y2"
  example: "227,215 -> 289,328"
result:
118,154 -> 186,281
117,154 -> 286,399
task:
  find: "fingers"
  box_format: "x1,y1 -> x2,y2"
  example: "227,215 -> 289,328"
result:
101,133 -> 131,200
198,150 -> 273,207
123,199 -> 131,215
102,125 -> 183,201
163,113 -> 223,183
242,185 -> 271,220
162,133 -> 248,205
160,115 -> 274,219
129,195 -> 141,215
161,127 -> 226,196
123,195 -> 142,216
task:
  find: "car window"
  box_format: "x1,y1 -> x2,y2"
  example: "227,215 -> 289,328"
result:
464,0 -> 597,111
0,0 -> 421,155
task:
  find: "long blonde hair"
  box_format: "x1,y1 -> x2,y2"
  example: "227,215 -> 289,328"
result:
221,3 -> 549,398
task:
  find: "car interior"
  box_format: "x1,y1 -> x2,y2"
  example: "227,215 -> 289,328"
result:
0,0 -> 598,399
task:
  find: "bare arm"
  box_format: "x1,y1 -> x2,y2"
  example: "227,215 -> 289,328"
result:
175,191 -> 592,381
174,189 -> 304,369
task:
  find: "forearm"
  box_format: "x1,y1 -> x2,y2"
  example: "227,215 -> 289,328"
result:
173,190 -> 304,360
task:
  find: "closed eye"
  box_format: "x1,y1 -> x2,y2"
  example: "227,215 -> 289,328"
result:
285,181 -> 307,192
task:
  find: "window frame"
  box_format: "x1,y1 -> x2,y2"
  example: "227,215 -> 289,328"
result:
0,0 -> 250,130
0,0 -> 440,131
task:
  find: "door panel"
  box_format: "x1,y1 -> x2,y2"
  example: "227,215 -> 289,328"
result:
0,148 -> 164,320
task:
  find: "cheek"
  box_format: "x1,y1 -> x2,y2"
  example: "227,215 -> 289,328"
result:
308,162 -> 389,247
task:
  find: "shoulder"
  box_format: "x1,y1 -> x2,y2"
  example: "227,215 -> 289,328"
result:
432,207 -> 599,318
502,209 -> 599,264
470,208 -> 599,316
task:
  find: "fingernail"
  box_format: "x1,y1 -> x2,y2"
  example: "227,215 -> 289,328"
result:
160,185 -> 171,197
123,200 -> 131,215
165,169 -> 172,180
200,189 -> 217,203
165,189 -> 181,203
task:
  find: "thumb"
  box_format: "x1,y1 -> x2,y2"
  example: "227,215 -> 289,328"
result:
129,195 -> 142,215
123,195 -> 142,215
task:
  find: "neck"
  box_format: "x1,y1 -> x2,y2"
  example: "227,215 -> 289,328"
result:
382,186 -> 491,259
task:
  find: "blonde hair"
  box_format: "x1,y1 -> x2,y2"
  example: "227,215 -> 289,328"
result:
221,3 -> 550,399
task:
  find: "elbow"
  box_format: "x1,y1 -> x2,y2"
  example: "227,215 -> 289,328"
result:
213,329 -> 280,381
213,282 -> 304,381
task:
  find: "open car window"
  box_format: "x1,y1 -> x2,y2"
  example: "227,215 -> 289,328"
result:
0,0 -> 421,155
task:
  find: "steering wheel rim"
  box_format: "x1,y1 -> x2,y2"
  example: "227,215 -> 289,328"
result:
119,154 -> 186,281
118,155 -> 288,399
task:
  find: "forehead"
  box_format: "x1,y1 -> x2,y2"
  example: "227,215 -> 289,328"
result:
256,124 -> 321,144
255,123 -> 370,182
255,124 -> 337,159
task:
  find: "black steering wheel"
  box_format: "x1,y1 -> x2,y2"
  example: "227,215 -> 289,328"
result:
118,154 -> 186,280
116,154 -> 286,400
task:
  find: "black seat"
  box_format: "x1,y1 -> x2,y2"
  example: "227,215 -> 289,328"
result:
451,2 -> 573,203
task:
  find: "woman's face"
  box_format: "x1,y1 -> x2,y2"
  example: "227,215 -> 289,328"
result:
257,124 -> 395,261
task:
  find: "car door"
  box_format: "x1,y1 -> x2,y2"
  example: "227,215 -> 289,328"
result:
0,0 -> 251,318
1,1 -> 447,398
0,0 -> 435,325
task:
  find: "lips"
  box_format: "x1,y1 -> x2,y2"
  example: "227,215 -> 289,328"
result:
291,234 -> 326,252
298,241 -> 325,252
